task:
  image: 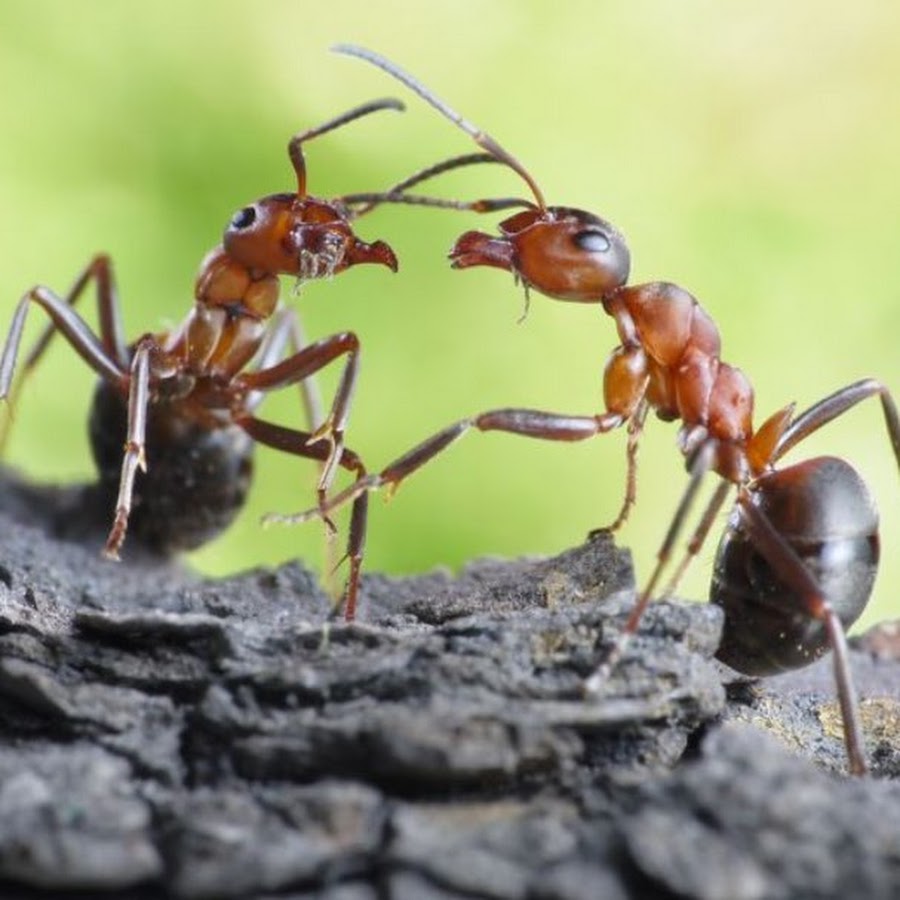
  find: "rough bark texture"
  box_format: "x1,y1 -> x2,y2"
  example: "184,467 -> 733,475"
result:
0,467 -> 898,899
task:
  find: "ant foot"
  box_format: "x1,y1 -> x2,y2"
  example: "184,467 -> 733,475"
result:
316,489 -> 339,535
582,633 -> 631,697
305,419 -> 335,450
102,510 -> 129,560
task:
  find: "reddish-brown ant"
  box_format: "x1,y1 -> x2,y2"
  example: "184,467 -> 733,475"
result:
0,96 -> 415,618
284,45 -> 900,774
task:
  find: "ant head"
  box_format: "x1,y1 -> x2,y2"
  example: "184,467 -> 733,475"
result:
222,97 -> 403,282
451,207 -> 630,302
332,47 -> 630,302
223,193 -> 397,281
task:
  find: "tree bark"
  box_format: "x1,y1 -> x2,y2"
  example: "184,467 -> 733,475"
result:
0,467 -> 898,899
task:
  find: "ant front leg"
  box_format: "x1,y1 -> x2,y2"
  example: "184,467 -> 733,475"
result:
248,306 -> 325,433
591,398 -> 649,536
248,308 -> 348,594
279,341 -> 649,528
275,406 -> 630,528
304,339 -> 360,502
239,330 -> 361,521
237,415 -> 369,620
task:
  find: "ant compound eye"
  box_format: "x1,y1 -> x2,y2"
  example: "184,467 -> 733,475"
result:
573,229 -> 611,254
230,206 -> 257,230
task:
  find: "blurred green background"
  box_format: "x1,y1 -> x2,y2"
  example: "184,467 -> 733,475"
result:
0,0 -> 897,628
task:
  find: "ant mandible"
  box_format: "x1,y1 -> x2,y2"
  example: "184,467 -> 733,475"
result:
283,45 -> 900,775
0,96 -> 411,618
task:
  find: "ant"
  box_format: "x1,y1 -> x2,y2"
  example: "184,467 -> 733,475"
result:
0,96 -> 414,619
283,45 -> 900,775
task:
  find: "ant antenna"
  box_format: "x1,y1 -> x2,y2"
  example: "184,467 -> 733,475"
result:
289,96 -> 405,198
332,44 -> 547,212
341,152 -> 535,218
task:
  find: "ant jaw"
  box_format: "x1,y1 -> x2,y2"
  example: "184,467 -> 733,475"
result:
288,232 -> 398,283
450,233 -> 533,318
343,237 -> 398,273
449,229 -> 515,272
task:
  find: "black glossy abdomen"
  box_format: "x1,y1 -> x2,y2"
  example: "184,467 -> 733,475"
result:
88,379 -> 254,554
711,456 -> 879,676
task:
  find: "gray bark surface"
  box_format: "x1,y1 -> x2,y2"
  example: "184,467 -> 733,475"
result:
0,469 -> 898,899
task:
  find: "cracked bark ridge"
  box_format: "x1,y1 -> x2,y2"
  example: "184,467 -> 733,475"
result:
0,466 -> 898,899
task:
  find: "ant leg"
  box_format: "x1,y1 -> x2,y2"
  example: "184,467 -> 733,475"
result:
341,490 -> 369,622
237,415 -> 368,620
733,488 -> 867,775
0,258 -> 127,455
276,407 -> 628,526
660,479 -> 733,598
0,285 -> 126,398
20,255 -> 128,373
775,378 -> 899,470
249,309 -> 349,593
238,331 -> 361,510
275,313 -> 346,588
103,339 -> 153,560
594,399 -> 649,535
583,441 -> 717,695
247,307 -> 325,430
0,284 -> 128,431
304,342 -> 360,501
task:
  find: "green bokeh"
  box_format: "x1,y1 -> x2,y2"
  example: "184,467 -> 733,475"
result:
0,1 -> 897,628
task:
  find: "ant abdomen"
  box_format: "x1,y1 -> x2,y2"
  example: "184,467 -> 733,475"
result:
712,456 -> 879,676
89,379 -> 254,553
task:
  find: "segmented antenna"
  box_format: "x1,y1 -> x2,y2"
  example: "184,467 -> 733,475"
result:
289,96 -> 405,198
332,44 -> 547,211
341,152 -> 534,217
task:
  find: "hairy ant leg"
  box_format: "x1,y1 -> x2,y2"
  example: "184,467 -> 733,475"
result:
9,255 -> 127,385
660,480 -> 732,599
